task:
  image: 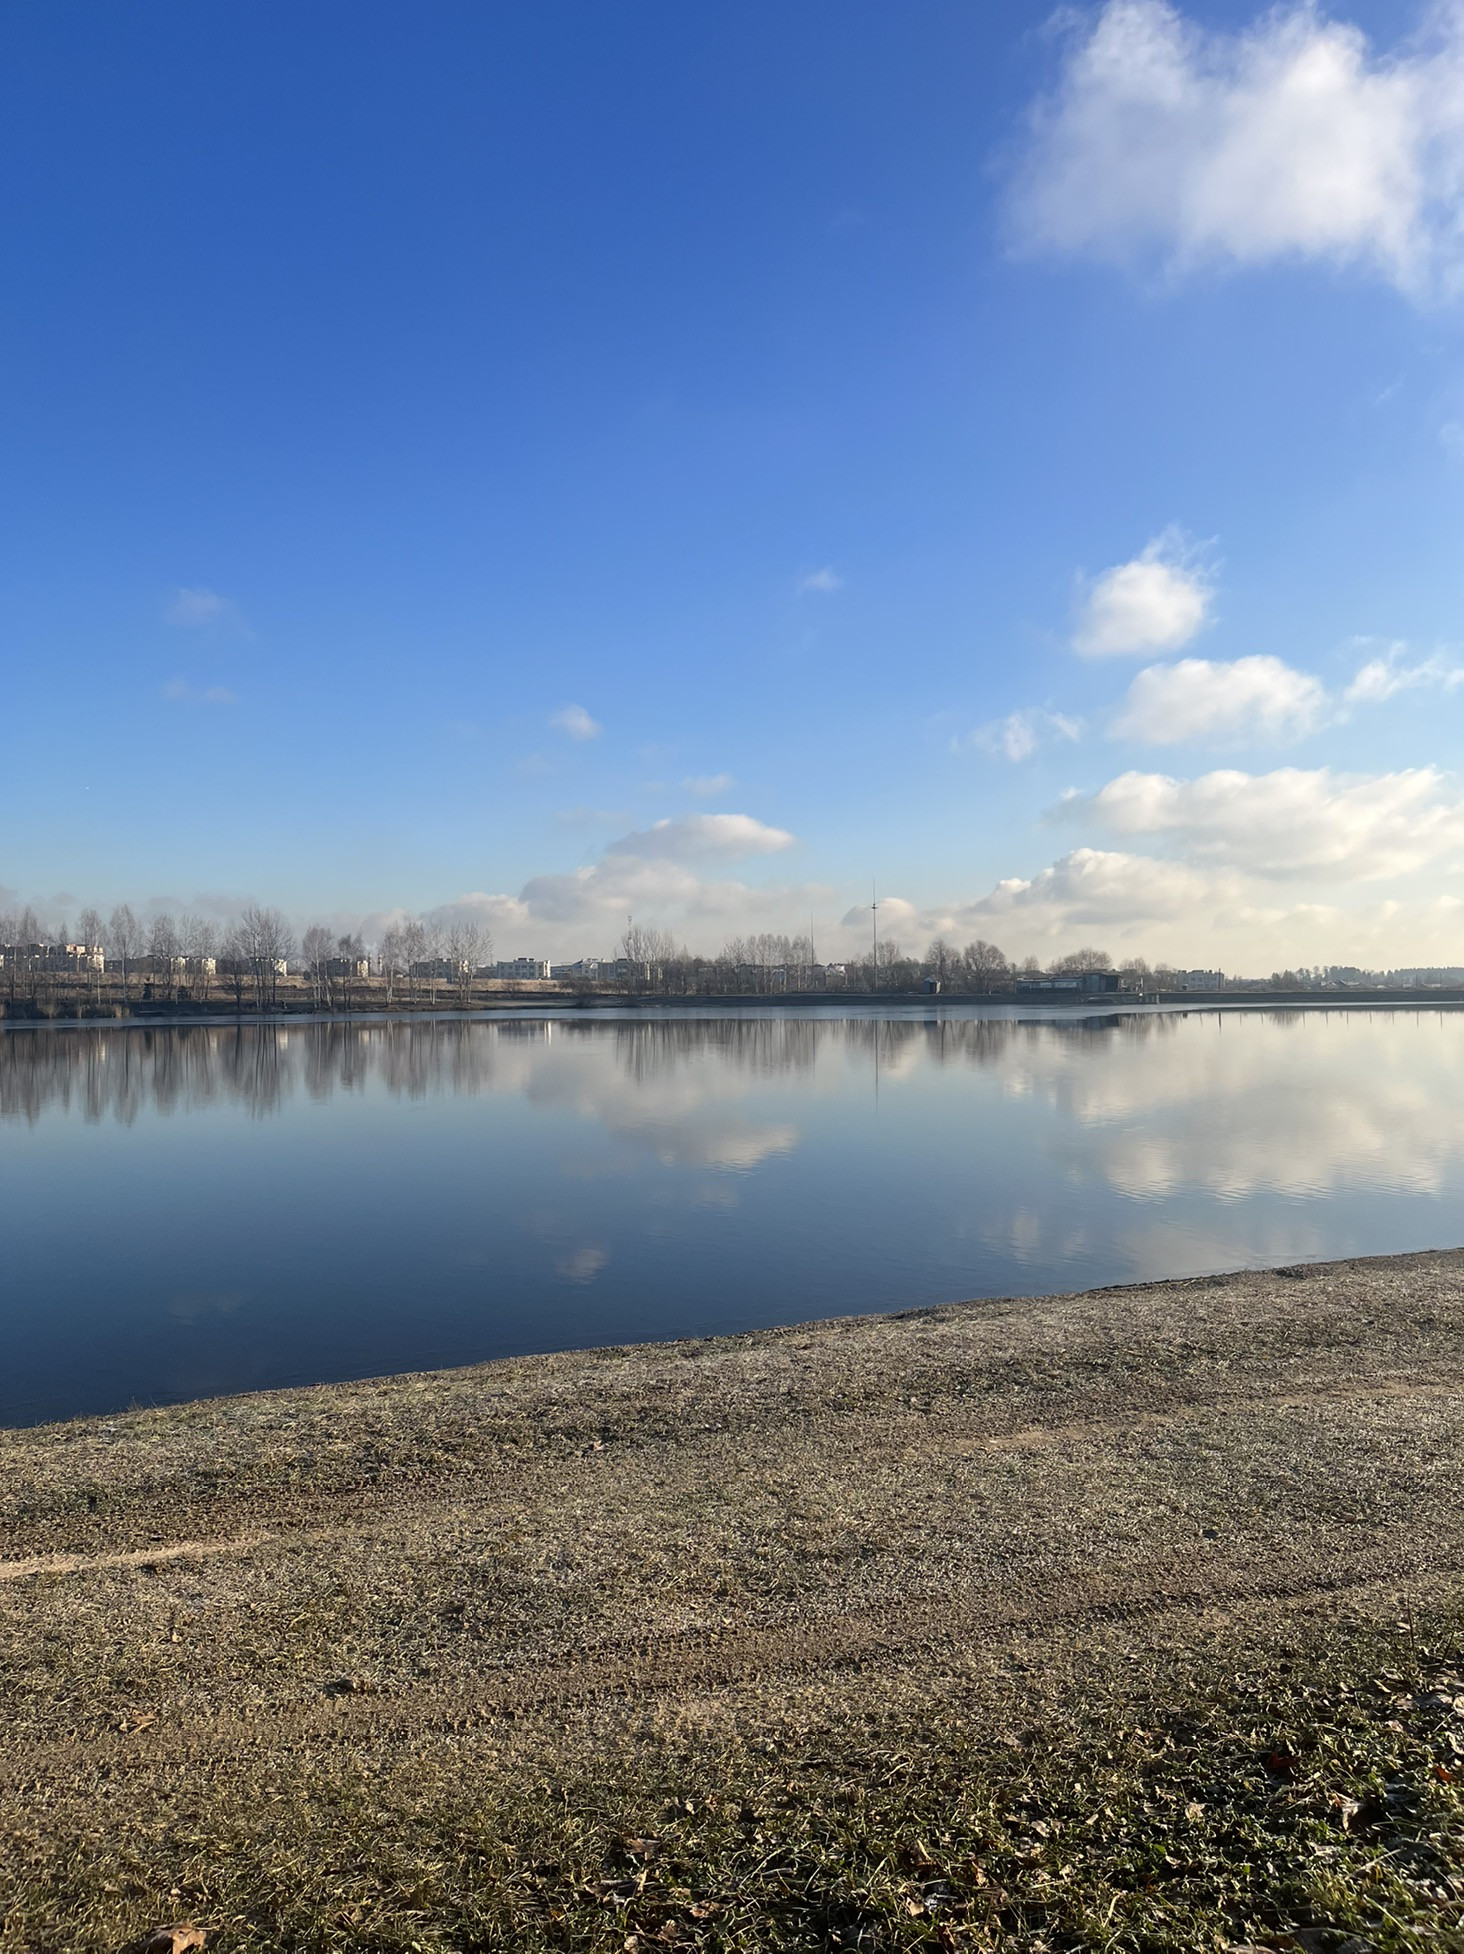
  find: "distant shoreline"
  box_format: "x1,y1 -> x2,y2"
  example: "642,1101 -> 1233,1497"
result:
6,983 -> 1464,1030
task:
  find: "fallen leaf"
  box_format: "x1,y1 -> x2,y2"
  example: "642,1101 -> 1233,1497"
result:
140,1927 -> 206,1954
618,1835 -> 660,1858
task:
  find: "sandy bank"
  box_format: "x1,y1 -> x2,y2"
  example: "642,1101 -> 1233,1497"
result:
4,1251 -> 1464,1949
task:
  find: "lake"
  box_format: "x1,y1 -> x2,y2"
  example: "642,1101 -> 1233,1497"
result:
3,1004 -> 1463,1426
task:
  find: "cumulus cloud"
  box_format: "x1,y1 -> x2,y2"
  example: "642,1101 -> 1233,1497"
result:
1073,764 -> 1464,879
161,677 -> 238,707
682,773 -> 735,797
551,703 -> 602,741
959,706 -> 1083,761
967,847 -> 1224,927
1011,0 -> 1464,300
604,813 -> 794,862
1113,654 -> 1328,744
838,894 -> 922,934
1073,533 -> 1213,655
891,864 -> 1464,973
797,566 -> 843,595
419,808 -> 812,959
1107,644 -> 1461,742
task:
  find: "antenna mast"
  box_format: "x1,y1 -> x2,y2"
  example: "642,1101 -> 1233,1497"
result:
871,881 -> 879,994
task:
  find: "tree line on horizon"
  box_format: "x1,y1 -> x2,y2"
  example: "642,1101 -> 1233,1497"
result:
0,893 -> 1163,1007
1,894 -> 1442,1009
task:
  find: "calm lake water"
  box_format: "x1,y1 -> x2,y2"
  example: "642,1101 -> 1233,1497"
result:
3,1005 -> 1463,1426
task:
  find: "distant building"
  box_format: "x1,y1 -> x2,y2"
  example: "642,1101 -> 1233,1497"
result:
1,941 -> 106,973
323,955 -> 371,980
410,957 -> 470,981
137,953 -> 217,978
1014,970 -> 1122,995
1172,969 -> 1223,991
554,958 -> 602,979
494,957 -> 552,981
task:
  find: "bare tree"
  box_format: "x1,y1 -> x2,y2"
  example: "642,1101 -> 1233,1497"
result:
238,904 -> 294,1011
335,932 -> 365,1010
924,938 -> 958,988
1051,946 -> 1112,974
447,920 -> 486,1006
958,939 -> 1010,994
402,917 -> 427,1004
219,927 -> 249,1010
302,924 -> 334,1009
106,903 -> 142,1001
76,907 -> 105,1006
854,936 -> 902,993
1117,955 -> 1151,995
180,913 -> 218,1000
381,923 -> 406,1006
418,917 -> 446,1005
148,912 -> 180,1000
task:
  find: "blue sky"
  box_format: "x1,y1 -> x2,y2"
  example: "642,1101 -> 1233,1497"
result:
5,0 -> 1464,971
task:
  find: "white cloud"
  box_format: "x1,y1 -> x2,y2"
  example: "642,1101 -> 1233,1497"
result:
838,893 -> 921,934
551,703 -> 602,741
1074,764 -> 1464,879
682,772 -> 735,797
796,566 -> 844,595
1113,654 -> 1327,744
166,586 -> 247,632
1073,533 -> 1213,655
966,846 -> 1223,927
1011,0 -> 1464,301
161,677 -> 238,707
959,706 -> 1083,761
1344,642 -> 1464,702
605,813 -> 794,862
418,809 -> 809,959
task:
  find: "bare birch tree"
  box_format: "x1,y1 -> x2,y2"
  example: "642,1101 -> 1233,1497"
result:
447,920 -> 486,1006
180,913 -> 218,1001
402,917 -> 427,1004
148,913 -> 180,1000
106,903 -> 142,1001
77,907 -> 105,1006
239,904 -> 294,1010
219,927 -> 249,1010
381,924 -> 406,1006
301,925 -> 334,1009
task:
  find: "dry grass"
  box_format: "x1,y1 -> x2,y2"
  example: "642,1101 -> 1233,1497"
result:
3,1251 -> 1464,1950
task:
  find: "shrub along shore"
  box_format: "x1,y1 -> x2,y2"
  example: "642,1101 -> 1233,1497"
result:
3,1252 -> 1464,1951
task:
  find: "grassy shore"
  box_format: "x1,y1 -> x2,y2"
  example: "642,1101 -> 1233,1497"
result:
3,1252 -> 1464,1951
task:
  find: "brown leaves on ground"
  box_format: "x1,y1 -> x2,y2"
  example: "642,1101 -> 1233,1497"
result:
137,1928 -> 205,1954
